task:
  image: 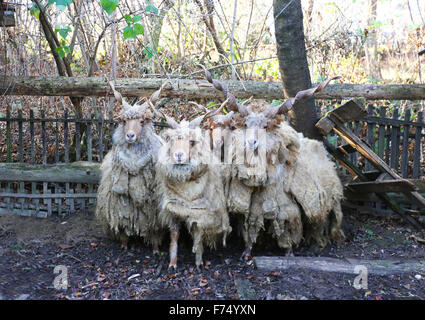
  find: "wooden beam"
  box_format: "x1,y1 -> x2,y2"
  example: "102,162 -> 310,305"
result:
253,256 -> 425,275
316,99 -> 367,134
3,76 -> 425,100
347,179 -> 417,193
0,161 -> 100,184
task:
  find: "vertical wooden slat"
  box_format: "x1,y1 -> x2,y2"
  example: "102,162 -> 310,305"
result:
32,181 -> 39,217
365,105 -> 374,171
18,109 -> 23,163
17,110 -> 25,211
6,105 -> 12,163
75,120 -> 81,161
385,125 -> 391,165
55,122 -> 60,163
29,110 -> 35,164
390,108 -> 400,171
353,121 -> 360,166
401,109 -> 411,178
64,110 -> 69,163
377,107 -> 386,159
413,111 -> 423,178
41,110 -> 47,164
87,121 -> 93,162
98,118 -> 104,162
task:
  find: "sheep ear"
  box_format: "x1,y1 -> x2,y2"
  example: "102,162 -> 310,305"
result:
106,77 -> 132,111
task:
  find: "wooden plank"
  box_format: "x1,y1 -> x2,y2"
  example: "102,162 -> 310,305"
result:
338,144 -> 357,155
41,110 -> 47,164
401,109 -> 411,178
18,109 -> 23,163
413,111 -> 423,178
55,122 -> 59,163
64,110 -> 69,163
0,162 -> 100,184
29,110 -> 35,164
377,107 -> 386,159
87,122 -> 92,162
329,114 -> 425,210
6,105 -> 12,163
316,99 -> 367,134
324,141 -> 423,230
98,118 -> 104,162
366,105 -> 374,171
253,256 -> 425,275
390,108 -> 400,171
75,120 -> 81,161
347,179 -> 417,193
0,192 -> 98,199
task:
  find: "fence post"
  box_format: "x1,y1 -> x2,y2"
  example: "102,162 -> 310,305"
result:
413,111 -> 423,178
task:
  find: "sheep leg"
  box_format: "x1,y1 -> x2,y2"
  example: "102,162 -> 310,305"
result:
168,225 -> 179,270
241,246 -> 252,261
120,232 -> 129,250
192,230 -> 204,270
152,242 -> 160,256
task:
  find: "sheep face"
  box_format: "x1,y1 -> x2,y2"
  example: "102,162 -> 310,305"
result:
119,105 -> 153,144
159,121 -> 209,182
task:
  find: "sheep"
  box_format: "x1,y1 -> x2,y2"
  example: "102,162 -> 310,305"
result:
95,80 -> 166,253
285,133 -> 345,247
154,103 -> 232,269
203,66 -> 344,257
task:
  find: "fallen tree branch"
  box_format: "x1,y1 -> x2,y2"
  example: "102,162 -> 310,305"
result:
2,76 -> 425,100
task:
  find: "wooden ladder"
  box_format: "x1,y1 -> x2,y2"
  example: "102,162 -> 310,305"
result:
316,99 -> 425,230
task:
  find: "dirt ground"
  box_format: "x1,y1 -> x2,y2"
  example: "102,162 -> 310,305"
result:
0,207 -> 424,300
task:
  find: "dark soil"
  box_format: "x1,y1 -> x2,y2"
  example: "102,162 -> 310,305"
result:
0,208 -> 424,300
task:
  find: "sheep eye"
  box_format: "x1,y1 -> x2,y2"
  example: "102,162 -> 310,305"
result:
140,119 -> 145,124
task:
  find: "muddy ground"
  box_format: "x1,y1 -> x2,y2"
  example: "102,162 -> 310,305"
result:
0,208 -> 424,300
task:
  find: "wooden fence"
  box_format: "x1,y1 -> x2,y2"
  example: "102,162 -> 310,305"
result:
0,102 -> 424,217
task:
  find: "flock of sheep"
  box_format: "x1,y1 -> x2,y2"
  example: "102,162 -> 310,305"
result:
95,69 -> 345,269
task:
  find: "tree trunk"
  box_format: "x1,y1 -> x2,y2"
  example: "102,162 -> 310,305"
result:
365,0 -> 381,81
273,0 -> 321,140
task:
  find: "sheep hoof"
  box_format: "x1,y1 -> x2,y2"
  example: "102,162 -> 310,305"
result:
240,250 -> 252,261
195,264 -> 204,273
285,250 -> 294,257
168,264 -> 177,271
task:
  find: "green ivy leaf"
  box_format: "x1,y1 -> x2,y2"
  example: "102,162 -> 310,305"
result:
133,15 -> 142,23
48,0 -> 73,11
124,14 -> 133,24
134,23 -> 144,36
123,25 -> 135,39
143,46 -> 154,59
55,47 -> 66,58
101,0 -> 119,15
30,6 -> 40,19
145,0 -> 158,14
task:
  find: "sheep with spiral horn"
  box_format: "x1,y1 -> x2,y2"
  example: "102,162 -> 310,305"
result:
95,79 -> 168,252
202,65 -> 344,257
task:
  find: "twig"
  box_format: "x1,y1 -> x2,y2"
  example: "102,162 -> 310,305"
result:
230,0 -> 238,80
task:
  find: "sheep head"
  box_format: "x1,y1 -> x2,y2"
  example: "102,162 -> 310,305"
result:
157,105 -> 224,182
107,79 -> 167,144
